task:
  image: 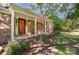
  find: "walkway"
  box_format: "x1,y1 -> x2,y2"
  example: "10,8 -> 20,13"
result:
23,44 -> 54,55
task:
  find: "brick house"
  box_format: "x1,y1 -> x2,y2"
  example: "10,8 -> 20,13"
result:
0,3 -> 53,41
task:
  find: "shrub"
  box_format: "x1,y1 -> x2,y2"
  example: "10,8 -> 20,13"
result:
5,40 -> 30,55
17,40 -> 30,52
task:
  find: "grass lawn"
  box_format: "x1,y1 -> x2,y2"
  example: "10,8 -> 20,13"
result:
61,32 -> 79,38
50,32 -> 79,55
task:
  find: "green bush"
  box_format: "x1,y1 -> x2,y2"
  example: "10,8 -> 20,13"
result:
17,40 -> 30,52
5,40 -> 30,55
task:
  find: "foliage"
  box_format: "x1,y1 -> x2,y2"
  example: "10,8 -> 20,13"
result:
30,4 -> 56,21
67,4 -> 79,19
17,40 -> 30,52
55,4 -> 79,32
54,45 -> 75,55
55,3 -> 79,31
53,19 -> 63,33
30,3 -> 79,32
5,40 -> 29,55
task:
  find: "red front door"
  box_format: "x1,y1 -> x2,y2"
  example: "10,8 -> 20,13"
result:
19,18 -> 26,34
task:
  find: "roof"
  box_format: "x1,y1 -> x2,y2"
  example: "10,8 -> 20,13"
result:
10,4 -> 40,18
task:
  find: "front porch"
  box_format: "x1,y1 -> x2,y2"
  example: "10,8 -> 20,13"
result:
13,8 -> 53,40
0,4 -> 53,49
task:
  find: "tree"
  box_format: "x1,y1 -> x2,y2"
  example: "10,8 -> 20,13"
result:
29,3 -> 60,32
67,4 -> 79,19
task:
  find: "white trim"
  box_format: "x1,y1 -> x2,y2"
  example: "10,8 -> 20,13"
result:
14,10 -> 50,22
10,8 -> 15,41
35,17 -> 37,35
14,10 -> 37,19
25,19 -> 28,34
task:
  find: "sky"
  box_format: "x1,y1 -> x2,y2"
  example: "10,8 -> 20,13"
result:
57,11 -> 67,20
17,3 -> 30,8
17,3 -> 65,20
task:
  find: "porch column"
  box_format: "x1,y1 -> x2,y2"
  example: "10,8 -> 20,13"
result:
35,17 -> 37,35
10,8 -> 15,41
45,21 -> 47,33
49,23 -> 52,33
26,20 -> 28,34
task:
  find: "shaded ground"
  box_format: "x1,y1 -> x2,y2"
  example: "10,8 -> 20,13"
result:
51,33 -> 79,55
25,32 -> 79,55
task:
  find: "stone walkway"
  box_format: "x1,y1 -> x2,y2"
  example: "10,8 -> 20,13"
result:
35,46 -> 55,55
22,34 -> 56,55
23,44 -> 79,55
23,44 -> 56,55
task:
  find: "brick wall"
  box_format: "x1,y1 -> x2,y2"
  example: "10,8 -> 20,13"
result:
0,12 -> 11,41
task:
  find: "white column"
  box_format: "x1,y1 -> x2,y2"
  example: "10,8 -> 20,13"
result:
35,17 -> 37,35
26,20 -> 28,34
45,21 -> 47,33
11,8 -> 15,41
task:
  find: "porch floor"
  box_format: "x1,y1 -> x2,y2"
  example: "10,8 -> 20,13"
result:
15,33 -> 49,40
